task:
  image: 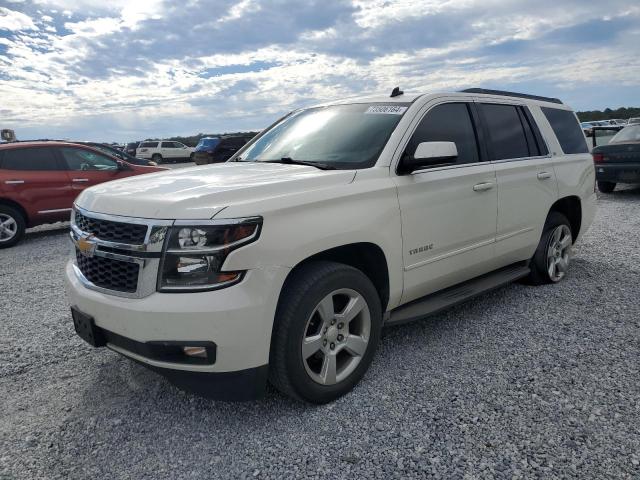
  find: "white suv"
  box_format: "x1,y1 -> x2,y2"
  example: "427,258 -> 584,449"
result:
136,140 -> 194,163
65,88 -> 596,403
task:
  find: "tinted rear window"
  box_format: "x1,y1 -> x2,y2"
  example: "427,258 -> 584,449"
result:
541,108 -> 589,154
480,104 -> 530,160
0,147 -> 60,170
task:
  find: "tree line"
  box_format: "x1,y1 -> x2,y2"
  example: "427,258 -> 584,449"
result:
143,131 -> 260,147
576,107 -> 640,122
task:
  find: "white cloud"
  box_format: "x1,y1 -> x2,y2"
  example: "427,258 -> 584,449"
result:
0,6 -> 38,30
0,0 -> 638,141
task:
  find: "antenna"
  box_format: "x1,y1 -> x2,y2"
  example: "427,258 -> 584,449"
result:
390,87 -> 404,98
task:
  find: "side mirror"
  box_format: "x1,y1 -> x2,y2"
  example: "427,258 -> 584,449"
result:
400,141 -> 458,173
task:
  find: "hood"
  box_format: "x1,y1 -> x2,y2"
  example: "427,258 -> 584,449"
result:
75,162 -> 356,219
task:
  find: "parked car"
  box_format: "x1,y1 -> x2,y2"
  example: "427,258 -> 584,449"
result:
627,117 -> 640,125
136,140 -> 195,163
0,141 -> 166,248
193,135 -> 253,165
123,142 -> 139,156
580,122 -> 595,136
592,124 -> 640,192
65,88 -> 595,403
72,142 -> 158,166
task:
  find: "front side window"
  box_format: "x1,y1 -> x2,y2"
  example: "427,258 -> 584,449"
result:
59,148 -> 118,171
541,107 -> 589,154
238,103 -> 410,169
404,103 -> 480,165
0,147 -> 59,170
480,103 -> 530,160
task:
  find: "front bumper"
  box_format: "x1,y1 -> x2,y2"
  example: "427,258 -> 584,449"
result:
65,260 -> 289,399
595,164 -> 640,183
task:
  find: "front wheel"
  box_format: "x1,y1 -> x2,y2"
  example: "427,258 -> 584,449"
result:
0,205 -> 26,249
526,212 -> 573,285
597,181 -> 616,193
269,261 -> 382,403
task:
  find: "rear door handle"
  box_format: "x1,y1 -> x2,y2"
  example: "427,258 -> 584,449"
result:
72,178 -> 89,182
473,182 -> 494,192
4,180 -> 25,184
537,172 -> 552,180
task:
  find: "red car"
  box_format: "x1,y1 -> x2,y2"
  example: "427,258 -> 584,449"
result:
0,141 -> 166,248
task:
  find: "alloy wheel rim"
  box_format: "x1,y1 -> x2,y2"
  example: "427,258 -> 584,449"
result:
546,224 -> 572,282
0,214 -> 17,242
301,288 -> 371,386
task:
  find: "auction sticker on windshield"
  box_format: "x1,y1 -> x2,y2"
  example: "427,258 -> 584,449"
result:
365,105 -> 408,115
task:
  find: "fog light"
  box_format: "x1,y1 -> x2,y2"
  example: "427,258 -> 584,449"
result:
183,346 -> 207,358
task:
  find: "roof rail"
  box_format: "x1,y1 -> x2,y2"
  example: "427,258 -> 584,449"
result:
460,88 -> 563,105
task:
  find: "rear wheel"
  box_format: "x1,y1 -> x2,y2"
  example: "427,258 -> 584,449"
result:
597,181 -> 616,193
269,261 -> 382,403
152,154 -> 163,164
0,205 -> 26,249
526,212 -> 572,285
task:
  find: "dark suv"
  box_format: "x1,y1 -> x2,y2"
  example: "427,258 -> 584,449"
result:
193,135 -> 253,165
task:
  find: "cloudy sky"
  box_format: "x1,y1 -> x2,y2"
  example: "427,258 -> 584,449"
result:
1,0 -> 639,142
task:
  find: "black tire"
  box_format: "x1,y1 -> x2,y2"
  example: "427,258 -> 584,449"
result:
526,212 -> 572,285
152,154 -> 163,164
597,181 -> 616,193
189,153 -> 194,162
269,261 -> 382,403
0,205 -> 26,249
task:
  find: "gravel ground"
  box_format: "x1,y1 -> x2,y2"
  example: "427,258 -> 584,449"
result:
1,187 -> 640,479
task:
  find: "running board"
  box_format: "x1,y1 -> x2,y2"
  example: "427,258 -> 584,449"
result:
386,263 -> 530,327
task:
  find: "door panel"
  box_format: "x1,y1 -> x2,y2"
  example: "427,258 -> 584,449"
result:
477,102 -> 559,265
493,158 -> 558,264
0,146 -> 72,223
395,164 -> 498,303
394,101 -> 498,304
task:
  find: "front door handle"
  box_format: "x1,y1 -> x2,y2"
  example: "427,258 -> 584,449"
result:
72,178 -> 89,182
473,182 -> 494,192
4,180 -> 25,184
537,172 -> 552,180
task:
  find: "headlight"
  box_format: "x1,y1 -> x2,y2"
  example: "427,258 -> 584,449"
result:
158,217 -> 262,292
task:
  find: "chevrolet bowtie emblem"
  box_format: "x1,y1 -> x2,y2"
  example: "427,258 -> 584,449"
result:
77,234 -> 97,258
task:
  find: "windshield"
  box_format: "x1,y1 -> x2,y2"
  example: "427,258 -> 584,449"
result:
196,138 -> 220,149
237,103 -> 410,169
610,125 -> 640,143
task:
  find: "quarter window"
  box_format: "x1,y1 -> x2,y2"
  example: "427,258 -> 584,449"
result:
541,107 -> 589,154
140,142 -> 158,148
480,104 -> 530,160
0,147 -> 60,170
405,103 -> 480,166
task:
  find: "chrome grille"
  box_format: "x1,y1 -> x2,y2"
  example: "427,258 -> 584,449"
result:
74,210 -> 148,244
76,250 -> 140,293
70,207 -> 172,299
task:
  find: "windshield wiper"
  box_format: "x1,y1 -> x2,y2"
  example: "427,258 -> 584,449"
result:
265,157 -> 336,170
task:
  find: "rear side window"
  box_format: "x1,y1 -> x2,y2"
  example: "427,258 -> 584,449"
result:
405,103 -> 480,165
140,142 -> 158,148
0,147 -> 60,170
541,107 -> 589,154
480,104 -> 529,160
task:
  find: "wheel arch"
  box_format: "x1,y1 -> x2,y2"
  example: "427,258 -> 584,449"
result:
549,195 -> 582,241
0,197 -> 29,226
280,242 -> 391,313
